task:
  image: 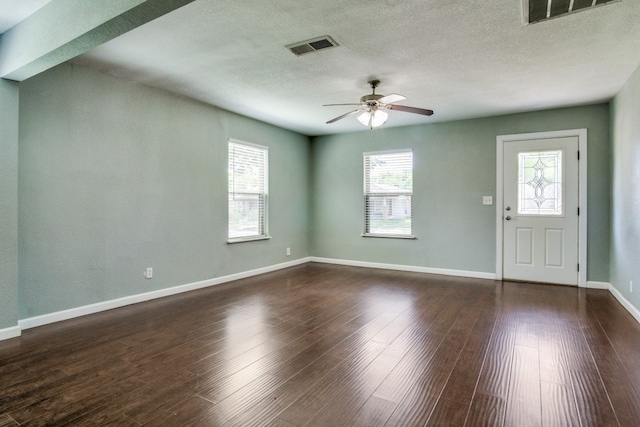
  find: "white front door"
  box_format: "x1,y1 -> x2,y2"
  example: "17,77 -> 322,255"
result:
502,137 -> 580,285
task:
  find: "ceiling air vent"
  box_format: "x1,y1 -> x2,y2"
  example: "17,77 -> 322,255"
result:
286,36 -> 338,56
525,0 -> 621,24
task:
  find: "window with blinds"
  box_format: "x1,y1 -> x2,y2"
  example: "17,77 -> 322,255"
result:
228,140 -> 269,242
363,149 -> 414,237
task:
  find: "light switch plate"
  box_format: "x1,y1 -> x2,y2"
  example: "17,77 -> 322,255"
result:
483,196 -> 493,205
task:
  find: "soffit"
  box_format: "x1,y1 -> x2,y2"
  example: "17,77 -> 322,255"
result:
5,0 -> 640,135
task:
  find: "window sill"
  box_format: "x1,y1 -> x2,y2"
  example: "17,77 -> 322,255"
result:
361,233 -> 417,240
227,235 -> 271,244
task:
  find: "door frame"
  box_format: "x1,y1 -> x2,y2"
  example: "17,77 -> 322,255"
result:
496,129 -> 587,287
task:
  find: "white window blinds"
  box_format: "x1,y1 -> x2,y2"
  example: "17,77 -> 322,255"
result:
364,149 -> 413,237
228,140 -> 268,241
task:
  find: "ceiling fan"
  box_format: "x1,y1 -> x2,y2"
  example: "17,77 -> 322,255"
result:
324,80 -> 434,129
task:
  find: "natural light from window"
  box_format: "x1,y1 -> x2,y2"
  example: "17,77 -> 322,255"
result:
228,140 -> 269,242
363,149 -> 413,237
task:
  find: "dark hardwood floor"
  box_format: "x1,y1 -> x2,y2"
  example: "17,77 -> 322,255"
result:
1,263 -> 640,426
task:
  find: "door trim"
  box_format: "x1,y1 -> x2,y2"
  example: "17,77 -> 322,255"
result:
496,129 -> 587,287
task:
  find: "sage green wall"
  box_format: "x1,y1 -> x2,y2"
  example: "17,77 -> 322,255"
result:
0,79 -> 19,329
19,63 -> 310,319
311,104 -> 610,281
611,63 -> 640,313
14,60 -> 614,322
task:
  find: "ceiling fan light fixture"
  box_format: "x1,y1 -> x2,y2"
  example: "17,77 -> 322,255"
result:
324,80 -> 432,127
358,109 -> 388,128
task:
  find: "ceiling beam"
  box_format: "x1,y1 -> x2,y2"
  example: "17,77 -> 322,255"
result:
0,0 -> 195,81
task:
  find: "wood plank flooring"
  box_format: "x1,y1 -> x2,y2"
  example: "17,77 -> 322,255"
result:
1,263 -> 640,426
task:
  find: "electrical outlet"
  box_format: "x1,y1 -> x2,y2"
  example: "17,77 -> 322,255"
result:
483,196 -> 493,205
145,267 -> 153,279
286,247 -> 291,257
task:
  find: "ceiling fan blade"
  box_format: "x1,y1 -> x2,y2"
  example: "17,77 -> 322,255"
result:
387,104 -> 434,116
323,103 -> 363,107
377,93 -> 406,104
326,109 -> 363,124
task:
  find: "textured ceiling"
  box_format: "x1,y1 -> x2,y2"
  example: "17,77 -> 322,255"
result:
4,0 -> 640,136
0,0 -> 52,33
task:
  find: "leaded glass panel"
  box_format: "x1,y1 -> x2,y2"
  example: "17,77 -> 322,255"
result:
517,150 -> 563,215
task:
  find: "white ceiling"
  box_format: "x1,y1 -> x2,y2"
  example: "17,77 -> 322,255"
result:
0,0 -> 52,33
4,0 -> 640,136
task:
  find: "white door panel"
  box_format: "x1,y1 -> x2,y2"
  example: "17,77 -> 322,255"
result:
503,137 -> 579,285
515,228 -> 533,265
545,229 -> 563,267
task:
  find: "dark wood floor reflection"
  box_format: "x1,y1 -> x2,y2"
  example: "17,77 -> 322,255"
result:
1,263 -> 640,426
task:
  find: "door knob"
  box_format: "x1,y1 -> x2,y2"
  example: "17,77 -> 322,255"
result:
505,216 -> 512,220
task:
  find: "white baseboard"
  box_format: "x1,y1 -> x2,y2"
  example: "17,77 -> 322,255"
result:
0,325 -> 21,341
310,257 -> 497,280
608,284 -> 640,325
17,257 -> 312,331
586,281 -> 610,290
9,256 -> 639,340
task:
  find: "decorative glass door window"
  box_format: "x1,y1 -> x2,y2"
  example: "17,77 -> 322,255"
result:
517,150 -> 563,215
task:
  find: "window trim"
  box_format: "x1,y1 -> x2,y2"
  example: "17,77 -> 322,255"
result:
227,139 -> 269,243
361,233 -> 417,239
363,149 -> 415,239
227,235 -> 271,244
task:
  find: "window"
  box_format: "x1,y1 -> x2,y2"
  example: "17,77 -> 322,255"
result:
363,149 -> 414,238
517,150 -> 563,216
228,140 -> 268,242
